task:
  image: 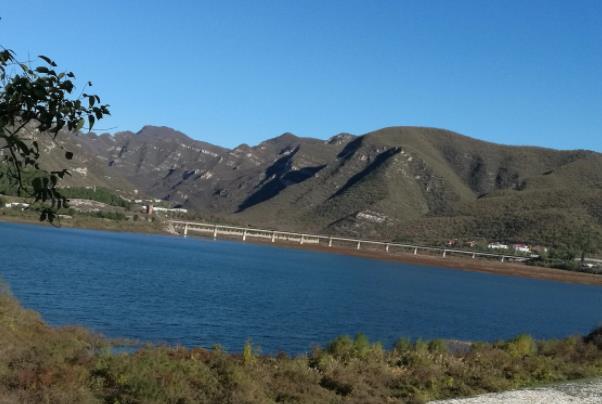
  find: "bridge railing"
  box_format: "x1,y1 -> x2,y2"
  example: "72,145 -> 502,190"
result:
168,220 -> 534,263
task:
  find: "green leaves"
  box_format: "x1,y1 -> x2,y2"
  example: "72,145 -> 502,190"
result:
38,55 -> 57,67
0,48 -> 109,222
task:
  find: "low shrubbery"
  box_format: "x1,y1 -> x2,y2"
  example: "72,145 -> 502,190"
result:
1,286 -> 602,403
59,187 -> 131,209
89,210 -> 128,221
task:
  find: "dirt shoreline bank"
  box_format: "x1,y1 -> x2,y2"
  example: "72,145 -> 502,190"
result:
2,215 -> 602,286
0,214 -> 165,235
191,232 -> 602,287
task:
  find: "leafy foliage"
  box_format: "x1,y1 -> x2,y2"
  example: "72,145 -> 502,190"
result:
0,47 -> 109,222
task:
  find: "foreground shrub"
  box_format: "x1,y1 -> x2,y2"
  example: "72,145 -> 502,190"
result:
505,334 -> 537,357
2,287 -> 602,403
584,326 -> 602,349
242,339 -> 258,366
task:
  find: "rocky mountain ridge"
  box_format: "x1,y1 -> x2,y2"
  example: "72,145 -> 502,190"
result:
27,125 -> 602,245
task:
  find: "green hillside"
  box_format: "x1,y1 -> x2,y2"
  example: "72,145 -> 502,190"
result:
228,127 -> 601,253
3,125 -> 601,253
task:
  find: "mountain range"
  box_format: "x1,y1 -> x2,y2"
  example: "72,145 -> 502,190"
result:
32,125 -> 602,246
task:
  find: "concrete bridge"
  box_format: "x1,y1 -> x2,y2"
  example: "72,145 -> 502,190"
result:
168,220 -> 533,264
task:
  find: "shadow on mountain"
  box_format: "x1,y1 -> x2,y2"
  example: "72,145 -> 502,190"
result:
265,147 -> 299,178
330,147 -> 401,199
238,164 -> 326,211
337,137 -> 364,159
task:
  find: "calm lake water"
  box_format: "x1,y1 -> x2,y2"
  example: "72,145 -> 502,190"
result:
1,222 -> 601,353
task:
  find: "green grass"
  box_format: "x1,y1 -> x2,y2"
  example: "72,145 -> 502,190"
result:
2,285 -> 602,403
60,187 -> 131,209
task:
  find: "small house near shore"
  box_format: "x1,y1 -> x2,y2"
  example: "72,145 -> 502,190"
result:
4,202 -> 30,209
513,244 -> 531,254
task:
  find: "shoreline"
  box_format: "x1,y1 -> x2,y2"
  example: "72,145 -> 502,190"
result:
207,233 -> 602,287
2,215 -> 602,287
0,213 -> 166,236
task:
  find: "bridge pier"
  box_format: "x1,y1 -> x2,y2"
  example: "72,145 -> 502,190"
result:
328,237 -> 333,247
472,253 -> 476,259
501,256 -> 505,263
414,247 -> 418,255
213,225 -> 218,240
271,232 -> 276,243
386,244 -> 389,253
184,224 -> 188,237
356,241 -> 361,250
300,235 -> 304,245
242,229 -> 247,241
442,250 -> 447,258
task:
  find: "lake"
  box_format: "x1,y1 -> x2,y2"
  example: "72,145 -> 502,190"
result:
1,221 -> 601,354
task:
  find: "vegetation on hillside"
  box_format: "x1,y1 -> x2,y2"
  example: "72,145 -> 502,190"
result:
0,165 -> 40,196
9,121 -> 600,253
392,184 -> 602,259
1,170 -> 130,210
2,286 -> 602,403
59,187 -> 130,208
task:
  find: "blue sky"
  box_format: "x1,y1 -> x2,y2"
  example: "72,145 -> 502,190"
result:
1,0 -> 600,150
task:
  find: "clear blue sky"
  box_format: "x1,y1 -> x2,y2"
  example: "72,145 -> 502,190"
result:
2,0 -> 600,150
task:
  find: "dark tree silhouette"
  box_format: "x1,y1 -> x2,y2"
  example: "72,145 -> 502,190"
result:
0,47 -> 109,222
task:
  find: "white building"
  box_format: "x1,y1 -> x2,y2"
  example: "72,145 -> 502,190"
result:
488,242 -> 509,250
153,207 -> 188,214
142,205 -> 188,215
513,244 -> 531,254
4,202 -> 30,209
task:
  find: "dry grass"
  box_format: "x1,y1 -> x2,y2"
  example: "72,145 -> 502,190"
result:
1,285 -> 602,403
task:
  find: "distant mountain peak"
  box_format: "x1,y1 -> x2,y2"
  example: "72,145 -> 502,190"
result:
263,132 -> 299,144
136,125 -> 189,139
279,131 -> 297,137
327,133 -> 355,145
233,143 -> 251,150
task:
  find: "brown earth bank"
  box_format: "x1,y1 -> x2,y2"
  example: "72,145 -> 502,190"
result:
0,211 -> 165,235
188,232 -> 602,287
307,244 -> 602,287
2,213 -> 601,287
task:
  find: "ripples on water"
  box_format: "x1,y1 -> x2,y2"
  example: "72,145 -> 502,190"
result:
1,222 -> 601,353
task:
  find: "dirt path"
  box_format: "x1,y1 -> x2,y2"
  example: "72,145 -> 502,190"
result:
431,378 -> 602,403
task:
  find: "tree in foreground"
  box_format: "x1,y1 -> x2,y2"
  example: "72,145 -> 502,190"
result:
0,46 -> 109,222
